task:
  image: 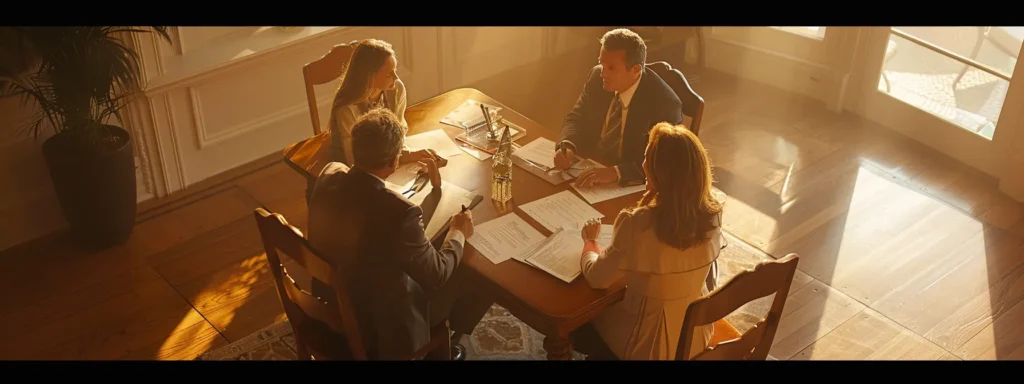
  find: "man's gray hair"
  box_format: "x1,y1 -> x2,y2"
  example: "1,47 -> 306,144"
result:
600,28 -> 647,70
351,107 -> 405,169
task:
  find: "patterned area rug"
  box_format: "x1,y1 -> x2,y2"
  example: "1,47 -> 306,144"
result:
200,232 -> 774,361
200,304 -> 584,360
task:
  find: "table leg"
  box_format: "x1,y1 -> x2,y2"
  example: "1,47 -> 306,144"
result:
543,333 -> 573,360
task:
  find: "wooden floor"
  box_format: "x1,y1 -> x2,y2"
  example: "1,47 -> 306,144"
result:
2,58 -> 1023,360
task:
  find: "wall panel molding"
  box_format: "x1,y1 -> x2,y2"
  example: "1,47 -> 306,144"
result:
123,26 -> 602,201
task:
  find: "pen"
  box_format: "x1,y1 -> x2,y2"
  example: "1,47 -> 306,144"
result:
480,104 -> 493,134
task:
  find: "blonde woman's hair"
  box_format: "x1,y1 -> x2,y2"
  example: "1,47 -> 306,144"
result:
633,122 -> 722,250
332,39 -> 395,109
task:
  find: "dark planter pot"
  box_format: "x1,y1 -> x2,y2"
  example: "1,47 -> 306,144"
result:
42,125 -> 137,250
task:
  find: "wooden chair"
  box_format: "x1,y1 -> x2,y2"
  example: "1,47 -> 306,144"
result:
303,40 -> 359,135
677,253 -> 800,360
646,61 -> 705,135
253,207 -> 454,360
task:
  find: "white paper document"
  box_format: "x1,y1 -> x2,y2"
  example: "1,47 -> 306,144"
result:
404,130 -> 463,159
566,160 -> 645,204
572,181 -> 647,204
513,138 -> 557,170
406,181 -> 478,241
523,229 -> 584,283
467,213 -> 547,265
519,190 -> 604,233
562,224 -> 615,250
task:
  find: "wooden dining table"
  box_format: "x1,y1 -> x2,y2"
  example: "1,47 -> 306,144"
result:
283,88 -> 644,360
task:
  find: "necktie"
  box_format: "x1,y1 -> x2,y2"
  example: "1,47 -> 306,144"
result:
598,94 -> 623,160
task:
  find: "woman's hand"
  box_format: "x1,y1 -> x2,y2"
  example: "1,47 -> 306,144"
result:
581,218 -> 601,243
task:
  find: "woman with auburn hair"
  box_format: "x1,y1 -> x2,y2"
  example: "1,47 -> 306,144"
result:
571,122 -> 724,360
328,39 -> 438,166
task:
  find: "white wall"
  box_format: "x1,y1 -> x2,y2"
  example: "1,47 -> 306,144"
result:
703,27 -> 859,112
126,26 -> 605,202
0,26 -> 680,251
0,97 -> 69,252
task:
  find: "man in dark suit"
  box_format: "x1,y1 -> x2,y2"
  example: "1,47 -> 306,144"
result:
306,107 -> 492,360
555,28 -> 683,187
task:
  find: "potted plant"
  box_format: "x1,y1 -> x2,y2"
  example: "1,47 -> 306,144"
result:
0,27 -> 171,250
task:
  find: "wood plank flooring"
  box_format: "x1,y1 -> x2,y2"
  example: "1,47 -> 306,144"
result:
2,57 -> 1022,360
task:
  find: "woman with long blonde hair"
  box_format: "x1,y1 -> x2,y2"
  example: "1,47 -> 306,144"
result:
571,122 -> 724,360
328,39 -> 437,166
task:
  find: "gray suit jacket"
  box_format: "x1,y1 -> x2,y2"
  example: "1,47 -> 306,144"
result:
306,162 -> 463,359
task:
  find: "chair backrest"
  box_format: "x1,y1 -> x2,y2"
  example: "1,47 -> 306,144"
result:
253,207 -> 368,360
677,253 -> 800,360
646,61 -> 705,135
303,40 -> 359,135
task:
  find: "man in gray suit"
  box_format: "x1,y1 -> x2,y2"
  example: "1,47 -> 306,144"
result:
306,107 -> 491,360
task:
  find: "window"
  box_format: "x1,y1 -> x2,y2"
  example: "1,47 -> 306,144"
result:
772,26 -> 826,40
878,27 -> 1023,140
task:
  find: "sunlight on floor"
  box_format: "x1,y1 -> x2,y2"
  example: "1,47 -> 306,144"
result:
159,252 -> 270,359
156,309 -> 215,360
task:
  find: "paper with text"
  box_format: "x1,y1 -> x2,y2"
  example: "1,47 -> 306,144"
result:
572,181 -> 647,204
562,224 -> 615,250
404,130 -> 463,159
467,213 -> 547,265
519,190 -> 604,233
513,138 -> 557,169
524,229 -> 584,283
567,160 -> 646,204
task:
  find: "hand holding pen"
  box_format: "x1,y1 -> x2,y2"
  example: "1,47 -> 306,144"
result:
451,204 -> 475,238
553,144 -> 576,170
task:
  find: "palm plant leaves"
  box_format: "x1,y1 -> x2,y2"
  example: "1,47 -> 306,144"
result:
0,26 -> 171,149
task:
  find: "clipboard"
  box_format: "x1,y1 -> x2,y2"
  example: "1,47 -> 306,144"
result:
429,194 -> 485,244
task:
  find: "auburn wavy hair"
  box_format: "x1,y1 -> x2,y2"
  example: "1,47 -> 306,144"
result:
633,122 -> 722,250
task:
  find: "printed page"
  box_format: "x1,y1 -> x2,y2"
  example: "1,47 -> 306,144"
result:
467,213 -> 548,265
567,159 -> 646,204
524,230 -> 584,283
563,224 -> 615,250
572,182 -> 647,204
519,190 -> 604,233
512,137 -> 557,169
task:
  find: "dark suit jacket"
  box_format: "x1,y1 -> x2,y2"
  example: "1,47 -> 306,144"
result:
306,162 -> 463,359
560,65 -> 683,185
